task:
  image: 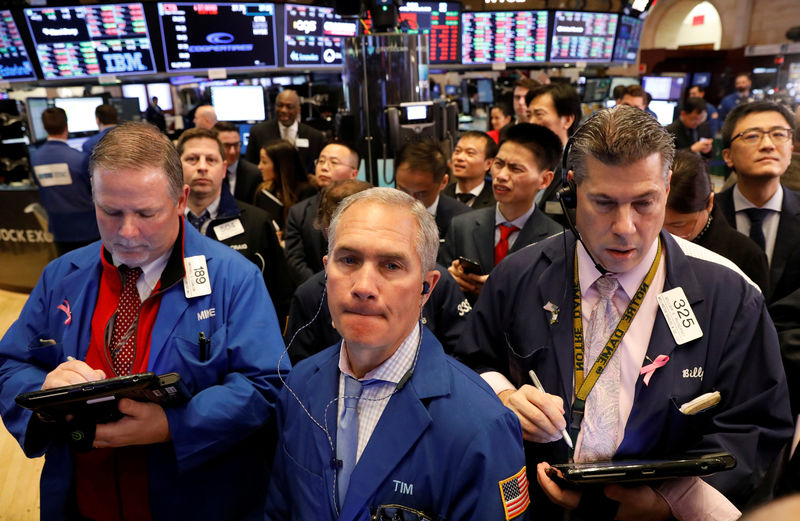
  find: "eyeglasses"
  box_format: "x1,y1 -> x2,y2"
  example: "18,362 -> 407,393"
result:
222,142 -> 241,149
730,127 -> 793,146
314,157 -> 356,170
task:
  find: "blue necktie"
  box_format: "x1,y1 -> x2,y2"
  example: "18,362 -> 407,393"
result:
337,375 -> 362,507
187,210 -> 210,231
743,208 -> 773,251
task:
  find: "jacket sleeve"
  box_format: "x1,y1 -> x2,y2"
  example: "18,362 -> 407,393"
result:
284,203 -> 315,282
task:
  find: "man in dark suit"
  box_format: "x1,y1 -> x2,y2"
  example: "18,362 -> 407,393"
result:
214,122 -> 262,204
441,124 -> 563,300
284,142 -> 361,282
395,140 -> 470,239
666,97 -> 714,157
244,89 -> 324,174
715,101 -> 800,304
442,131 -> 497,209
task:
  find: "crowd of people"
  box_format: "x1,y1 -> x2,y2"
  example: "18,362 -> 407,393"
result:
4,76 -> 800,521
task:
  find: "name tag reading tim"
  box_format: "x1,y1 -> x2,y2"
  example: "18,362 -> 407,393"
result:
183,255 -> 212,298
657,287 -> 702,345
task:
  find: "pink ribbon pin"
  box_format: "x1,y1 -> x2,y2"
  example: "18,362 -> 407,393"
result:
57,299 -> 72,325
640,354 -> 670,386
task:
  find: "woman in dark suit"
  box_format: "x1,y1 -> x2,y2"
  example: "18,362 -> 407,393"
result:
254,139 -> 314,236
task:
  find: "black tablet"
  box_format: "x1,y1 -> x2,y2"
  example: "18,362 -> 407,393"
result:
15,372 -> 189,423
549,452 -> 736,486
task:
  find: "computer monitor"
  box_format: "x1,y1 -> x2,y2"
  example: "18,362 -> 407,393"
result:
476,78 -> 494,104
461,10 -> 549,65
0,10 -> 37,81
642,75 -> 686,100
122,83 -> 148,112
691,72 -> 711,88
550,11 -> 619,63
157,2 -> 277,72
108,97 -> 142,122
283,3 -> 356,68
24,3 -> 157,80
608,76 -> 640,95
613,14 -> 644,64
648,100 -> 678,125
210,85 -> 266,122
54,97 -> 105,134
25,97 -> 51,142
583,78 -> 612,103
146,83 -> 173,111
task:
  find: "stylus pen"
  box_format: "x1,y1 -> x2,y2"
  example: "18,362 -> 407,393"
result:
528,369 -> 574,449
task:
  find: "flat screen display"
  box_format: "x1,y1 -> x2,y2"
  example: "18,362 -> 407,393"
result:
0,10 -> 37,81
54,97 -> 105,134
24,3 -> 156,80
122,83 -> 148,111
583,77 -> 611,102
210,85 -> 265,122
157,2 -> 277,72
549,11 -> 619,63
649,100 -> 678,125
283,4 -> 356,68
643,75 -> 685,100
398,2 -> 461,65
26,97 -> 51,142
461,10 -> 549,65
613,15 -> 644,64
146,82 -> 173,110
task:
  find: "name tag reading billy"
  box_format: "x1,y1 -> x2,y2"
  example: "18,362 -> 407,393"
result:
657,287 -> 702,345
183,255 -> 212,298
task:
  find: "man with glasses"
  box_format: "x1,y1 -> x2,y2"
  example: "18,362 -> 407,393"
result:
245,89 -> 324,174
214,122 -> 261,203
285,142 -> 361,282
716,101 -> 800,303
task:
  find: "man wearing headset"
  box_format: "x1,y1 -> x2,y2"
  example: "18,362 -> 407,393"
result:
266,188 -> 528,521
455,106 -> 792,520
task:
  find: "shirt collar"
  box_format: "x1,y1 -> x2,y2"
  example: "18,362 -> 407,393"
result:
112,248 -> 171,296
280,120 -> 299,134
455,180 -> 485,197
732,183 -> 783,212
426,195 -> 441,216
495,201 -> 536,229
577,237 -> 659,300
185,194 -> 222,220
228,159 -> 239,176
338,323 -> 420,384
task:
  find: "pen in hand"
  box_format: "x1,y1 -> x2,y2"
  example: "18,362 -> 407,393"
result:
528,369 -> 574,449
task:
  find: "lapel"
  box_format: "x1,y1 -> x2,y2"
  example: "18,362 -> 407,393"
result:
715,186 -> 736,225
510,209 -> 552,255
339,330 -> 449,520
470,208 -> 495,271
63,247 -> 103,360
770,187 -> 800,293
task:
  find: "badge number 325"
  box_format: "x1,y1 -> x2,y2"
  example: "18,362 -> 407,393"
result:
657,287 -> 703,345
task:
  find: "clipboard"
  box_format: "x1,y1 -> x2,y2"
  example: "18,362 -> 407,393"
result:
15,372 -> 189,423
548,452 -> 736,487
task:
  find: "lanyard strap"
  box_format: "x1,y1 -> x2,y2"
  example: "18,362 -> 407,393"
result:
569,238 -> 662,451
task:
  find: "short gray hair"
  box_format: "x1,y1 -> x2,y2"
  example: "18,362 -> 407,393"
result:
327,187 -> 439,275
567,105 -> 675,186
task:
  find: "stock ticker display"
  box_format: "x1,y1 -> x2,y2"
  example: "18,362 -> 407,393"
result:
461,10 -> 548,65
158,2 -> 276,72
613,15 -> 644,64
398,2 -> 460,65
24,4 -> 156,79
550,11 -> 619,63
0,11 -> 36,81
284,4 -> 357,68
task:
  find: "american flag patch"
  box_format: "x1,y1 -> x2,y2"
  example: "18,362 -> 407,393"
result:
499,466 -> 530,520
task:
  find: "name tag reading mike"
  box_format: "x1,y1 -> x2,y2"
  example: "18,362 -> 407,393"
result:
183,255 -> 212,298
657,287 -> 702,345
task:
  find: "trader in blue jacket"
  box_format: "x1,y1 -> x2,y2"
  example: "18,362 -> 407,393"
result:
265,188 -> 529,521
0,122 -> 288,521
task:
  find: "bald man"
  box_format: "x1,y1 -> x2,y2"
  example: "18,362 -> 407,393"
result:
193,105 -> 217,130
245,89 -> 324,174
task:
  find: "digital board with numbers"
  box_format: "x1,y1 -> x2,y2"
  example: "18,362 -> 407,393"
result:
461,10 -> 548,65
283,3 -> 356,68
398,2 -> 461,65
158,2 -> 276,72
549,10 -> 619,63
0,11 -> 37,81
24,4 -> 156,80
613,15 -> 644,64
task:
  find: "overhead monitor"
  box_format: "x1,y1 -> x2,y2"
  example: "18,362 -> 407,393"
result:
461,10 -> 549,65
613,14 -> 643,64
0,10 -> 37,81
691,72 -> 711,87
210,85 -> 266,122
54,96 -> 105,134
26,97 -> 51,142
642,75 -> 685,100
24,3 -> 156,80
283,3 -> 356,68
398,2 -> 461,65
122,83 -> 148,111
648,100 -> 678,125
549,11 -> 619,63
157,2 -> 277,72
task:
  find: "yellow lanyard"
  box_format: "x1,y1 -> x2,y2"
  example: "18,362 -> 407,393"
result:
569,238 -> 662,448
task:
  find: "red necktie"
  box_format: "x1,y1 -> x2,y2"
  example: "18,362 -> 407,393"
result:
494,224 -> 519,266
111,265 -> 143,375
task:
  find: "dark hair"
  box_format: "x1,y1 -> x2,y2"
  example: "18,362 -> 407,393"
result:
315,179 -> 373,234
260,139 -> 309,213
624,85 -> 645,99
95,104 -> 118,125
514,77 -> 540,92
667,150 -> 712,213
501,123 -> 563,172
459,130 -> 498,159
690,84 -> 706,95
612,85 -> 628,101
490,101 -> 513,118
213,121 -> 239,133
41,107 -> 67,135
322,139 -> 360,165
721,101 -> 796,148
396,140 -> 449,183
682,97 -> 708,114
176,127 -> 225,160
525,83 -> 583,136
